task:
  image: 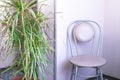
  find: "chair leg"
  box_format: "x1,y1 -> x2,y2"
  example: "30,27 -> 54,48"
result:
74,66 -> 78,80
99,67 -> 103,80
96,67 -> 100,80
70,66 -> 74,80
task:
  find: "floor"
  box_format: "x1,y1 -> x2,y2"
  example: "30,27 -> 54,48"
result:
0,68 -> 23,80
0,66 -> 54,80
87,75 -> 120,80
0,68 -> 120,80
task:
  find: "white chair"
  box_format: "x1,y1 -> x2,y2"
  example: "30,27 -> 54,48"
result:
67,20 -> 106,80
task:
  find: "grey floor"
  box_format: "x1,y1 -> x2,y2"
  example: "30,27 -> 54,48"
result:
87,75 -> 120,80
1,68 -> 119,80
0,68 -> 23,80
0,67 -> 54,80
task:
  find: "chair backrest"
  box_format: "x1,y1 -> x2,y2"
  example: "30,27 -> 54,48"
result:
67,20 -> 102,57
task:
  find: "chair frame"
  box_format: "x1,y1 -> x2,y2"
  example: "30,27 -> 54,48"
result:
67,20 -> 104,80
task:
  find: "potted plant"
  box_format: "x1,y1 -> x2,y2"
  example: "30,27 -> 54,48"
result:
0,0 -> 53,80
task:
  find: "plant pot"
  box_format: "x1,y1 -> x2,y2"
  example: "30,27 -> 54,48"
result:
12,76 -> 22,80
12,76 -> 35,80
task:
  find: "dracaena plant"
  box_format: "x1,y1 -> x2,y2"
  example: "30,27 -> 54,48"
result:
0,0 -> 52,80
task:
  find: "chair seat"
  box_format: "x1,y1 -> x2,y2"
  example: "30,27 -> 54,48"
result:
70,54 -> 106,67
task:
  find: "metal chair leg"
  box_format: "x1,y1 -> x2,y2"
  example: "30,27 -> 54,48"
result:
71,66 -> 103,80
70,66 -> 74,80
74,66 -> 78,80
99,67 -> 103,80
96,67 -> 100,80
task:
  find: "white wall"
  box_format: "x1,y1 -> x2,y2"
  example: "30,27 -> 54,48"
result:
56,0 -> 104,80
0,0 -> 17,68
38,0 -> 54,80
103,0 -> 120,79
